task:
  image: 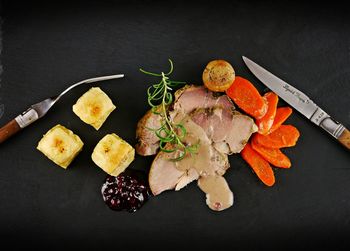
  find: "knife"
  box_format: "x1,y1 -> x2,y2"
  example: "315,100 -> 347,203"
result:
242,56 -> 350,150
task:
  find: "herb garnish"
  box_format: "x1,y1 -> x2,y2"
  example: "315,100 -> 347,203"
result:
140,59 -> 199,161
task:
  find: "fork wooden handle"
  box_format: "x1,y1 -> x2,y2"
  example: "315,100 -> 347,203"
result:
0,119 -> 21,144
338,128 -> 350,150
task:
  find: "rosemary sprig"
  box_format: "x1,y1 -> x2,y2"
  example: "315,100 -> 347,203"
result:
140,59 -> 199,161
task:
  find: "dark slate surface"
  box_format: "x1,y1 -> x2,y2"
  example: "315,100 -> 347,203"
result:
0,1 -> 349,249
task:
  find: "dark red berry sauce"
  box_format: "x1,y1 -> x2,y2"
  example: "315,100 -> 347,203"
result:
101,171 -> 151,212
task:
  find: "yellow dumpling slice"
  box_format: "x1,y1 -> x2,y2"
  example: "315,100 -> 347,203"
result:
72,87 -> 116,130
92,133 -> 135,176
37,124 -> 84,169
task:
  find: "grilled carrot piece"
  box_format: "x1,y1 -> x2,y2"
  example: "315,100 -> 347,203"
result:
241,143 -> 275,186
256,92 -> 279,135
251,138 -> 291,168
226,76 -> 267,119
253,125 -> 300,149
269,107 -> 293,134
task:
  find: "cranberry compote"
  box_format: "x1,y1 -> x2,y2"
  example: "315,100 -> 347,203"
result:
101,171 -> 150,212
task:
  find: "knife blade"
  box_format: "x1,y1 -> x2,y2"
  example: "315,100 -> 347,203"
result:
242,56 -> 350,150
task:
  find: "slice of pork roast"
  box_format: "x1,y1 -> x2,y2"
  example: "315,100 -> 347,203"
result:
190,107 -> 258,154
136,85 -> 235,156
135,109 -> 162,156
170,85 -> 235,119
149,116 -> 229,196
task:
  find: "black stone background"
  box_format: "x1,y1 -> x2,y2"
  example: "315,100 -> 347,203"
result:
0,0 -> 349,249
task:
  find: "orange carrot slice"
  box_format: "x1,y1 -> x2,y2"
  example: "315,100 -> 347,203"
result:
241,143 -> 275,186
253,125 -> 300,149
226,76 -> 267,119
269,107 -> 293,134
251,137 -> 291,168
256,92 -> 279,135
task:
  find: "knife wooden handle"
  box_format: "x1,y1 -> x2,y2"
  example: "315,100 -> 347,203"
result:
0,119 -> 21,144
338,128 -> 350,150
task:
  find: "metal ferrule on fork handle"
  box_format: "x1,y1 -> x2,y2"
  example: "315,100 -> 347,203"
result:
15,108 -> 39,129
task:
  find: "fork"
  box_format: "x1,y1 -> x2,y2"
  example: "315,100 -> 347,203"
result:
0,74 -> 124,144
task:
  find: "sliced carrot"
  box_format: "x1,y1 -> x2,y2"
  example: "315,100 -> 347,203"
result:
251,137 -> 291,168
226,76 -> 267,119
241,143 -> 275,186
256,92 -> 279,135
253,125 -> 300,149
269,107 -> 293,134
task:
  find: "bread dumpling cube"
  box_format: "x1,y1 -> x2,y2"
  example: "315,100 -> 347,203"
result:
37,124 -> 84,169
72,87 -> 116,130
92,133 -> 135,176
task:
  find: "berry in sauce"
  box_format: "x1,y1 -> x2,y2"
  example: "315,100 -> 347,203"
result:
101,171 -> 151,212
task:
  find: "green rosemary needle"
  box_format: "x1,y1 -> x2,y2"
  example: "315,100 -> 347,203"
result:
140,59 -> 199,161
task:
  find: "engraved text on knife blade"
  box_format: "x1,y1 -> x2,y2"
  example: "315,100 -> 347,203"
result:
282,84 -> 311,104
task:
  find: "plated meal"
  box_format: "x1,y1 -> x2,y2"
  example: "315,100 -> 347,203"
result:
35,59 -> 300,212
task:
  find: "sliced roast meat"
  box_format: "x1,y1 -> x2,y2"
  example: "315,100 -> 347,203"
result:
190,107 -> 258,154
175,168 -> 199,191
136,85 -> 236,156
138,84 -> 256,211
148,149 -> 185,195
173,115 -> 229,177
198,175 -> 234,211
170,85 -> 235,119
148,116 -> 229,196
135,109 -> 162,156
